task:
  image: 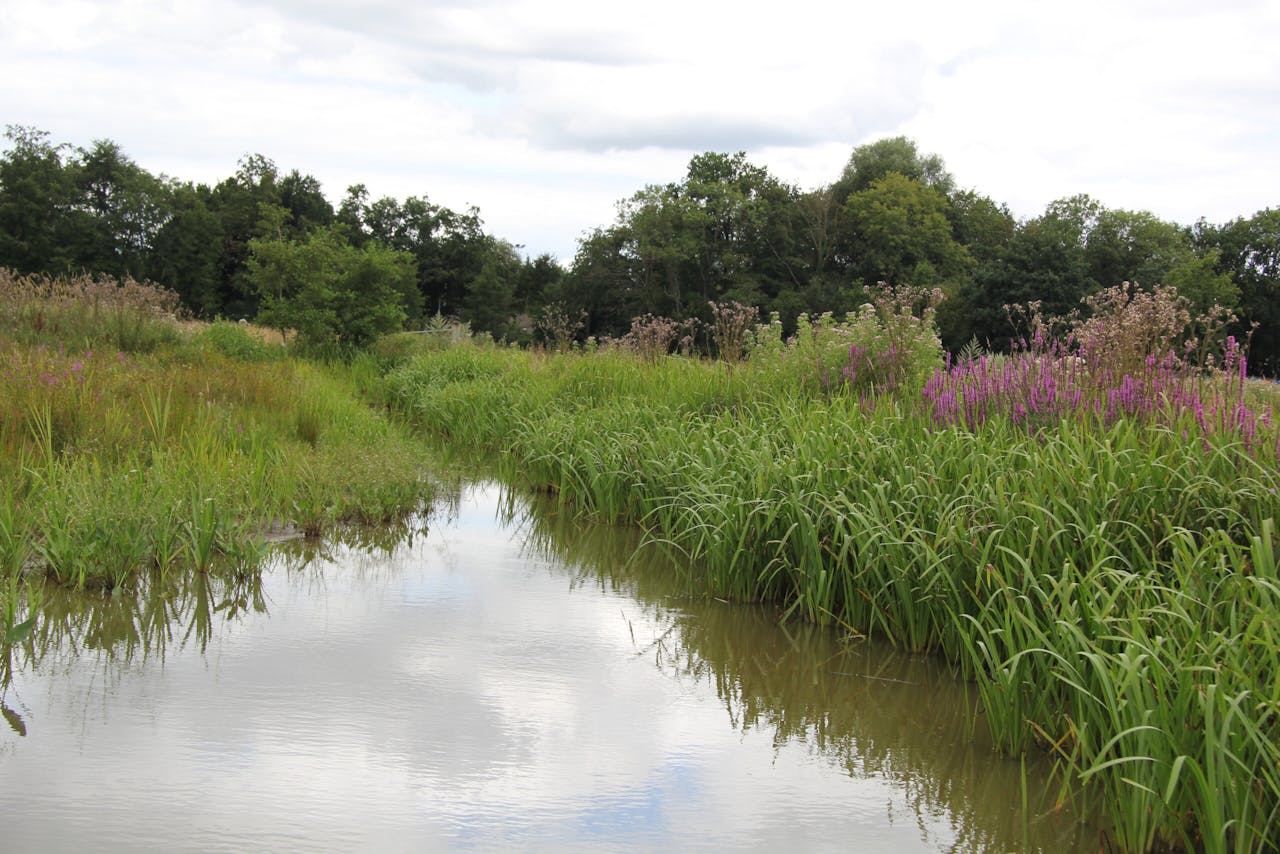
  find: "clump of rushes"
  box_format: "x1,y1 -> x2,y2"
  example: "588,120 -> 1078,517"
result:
0,269 -> 433,595
386,283 -> 1280,852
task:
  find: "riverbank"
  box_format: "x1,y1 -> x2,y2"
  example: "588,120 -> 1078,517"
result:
384,338 -> 1280,853
0,271 -> 433,625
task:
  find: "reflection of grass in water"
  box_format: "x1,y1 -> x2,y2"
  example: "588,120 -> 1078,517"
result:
502,483 -> 1098,853
2,511 -> 430,695
0,569 -> 267,719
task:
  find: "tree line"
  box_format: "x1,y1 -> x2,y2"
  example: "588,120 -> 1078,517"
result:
2,125 -> 1277,369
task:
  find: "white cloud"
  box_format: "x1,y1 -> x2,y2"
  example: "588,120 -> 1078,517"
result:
2,0 -> 1277,258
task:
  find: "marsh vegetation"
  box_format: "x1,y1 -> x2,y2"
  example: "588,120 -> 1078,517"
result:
384,283 -> 1280,852
0,269 -> 432,624
2,263 -> 1277,851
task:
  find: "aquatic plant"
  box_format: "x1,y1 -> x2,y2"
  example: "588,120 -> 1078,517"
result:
386,317 -> 1280,851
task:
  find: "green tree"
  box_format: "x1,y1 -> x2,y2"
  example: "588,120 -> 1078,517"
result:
586,152 -> 802,325
463,240 -> 521,339
563,226 -> 640,338
514,252 -> 564,316
247,226 -> 415,348
209,154 -> 283,318
66,139 -> 171,278
0,125 -> 75,273
1084,208 -> 1190,288
679,151 -> 799,305
335,184 -> 369,246
358,193 -> 488,318
842,172 -> 970,285
1199,209 -> 1280,373
620,182 -> 702,315
1162,248 -> 1239,315
833,136 -> 954,201
277,169 -> 333,236
965,213 -> 1094,347
332,240 -> 418,345
1042,194 -> 1104,246
948,190 -> 1015,264
149,183 -> 225,316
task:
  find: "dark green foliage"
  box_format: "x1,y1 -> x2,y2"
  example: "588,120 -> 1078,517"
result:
842,172 -> 971,285
1198,209 -> 1280,373
0,126 -> 1273,368
965,214 -> 1095,347
832,135 -> 955,200
149,184 -> 225,316
0,126 -> 77,274
248,227 -> 416,348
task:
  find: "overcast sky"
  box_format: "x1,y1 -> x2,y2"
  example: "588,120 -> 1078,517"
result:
2,0 -> 1277,261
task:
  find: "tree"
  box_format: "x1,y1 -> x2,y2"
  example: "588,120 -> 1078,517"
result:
67,139 -> 171,278
514,252 -> 564,316
1162,249 -> 1238,315
335,184 -> 369,246
1084,208 -> 1190,288
331,240 -> 418,346
276,169 -> 334,237
965,213 -> 1095,347
948,190 -> 1015,265
0,125 -> 75,273
357,193 -> 488,318
149,183 -> 225,316
563,226 -> 639,338
586,152 -> 802,325
1042,194 -> 1104,246
1199,209 -> 1280,373
679,151 -> 800,306
620,182 -> 702,315
209,154 -> 283,318
833,136 -> 954,202
463,240 -> 521,339
842,173 -> 970,286
247,226 -> 415,348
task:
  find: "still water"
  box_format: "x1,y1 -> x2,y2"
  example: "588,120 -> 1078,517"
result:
1,482 -> 1097,852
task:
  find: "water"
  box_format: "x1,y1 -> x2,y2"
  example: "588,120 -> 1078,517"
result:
0,482 -> 1097,852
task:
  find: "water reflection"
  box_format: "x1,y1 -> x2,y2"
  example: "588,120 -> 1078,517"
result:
0,482 -> 1098,852
508,490 -> 1098,852
0,516 -> 426,734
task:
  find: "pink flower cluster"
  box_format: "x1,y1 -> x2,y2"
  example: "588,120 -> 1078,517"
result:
921,336 -> 1271,450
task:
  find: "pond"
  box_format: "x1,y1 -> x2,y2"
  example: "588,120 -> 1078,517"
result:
0,481 -> 1098,852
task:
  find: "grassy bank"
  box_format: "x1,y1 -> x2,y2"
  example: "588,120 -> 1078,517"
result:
384,296 -> 1280,852
0,270 -> 432,636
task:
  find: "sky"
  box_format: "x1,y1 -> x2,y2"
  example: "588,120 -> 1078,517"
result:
2,0 -> 1278,262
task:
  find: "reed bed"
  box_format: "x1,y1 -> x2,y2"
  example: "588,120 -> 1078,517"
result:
0,271 -> 432,626
386,328 -> 1280,851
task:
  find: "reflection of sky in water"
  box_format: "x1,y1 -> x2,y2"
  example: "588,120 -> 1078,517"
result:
0,483 -> 1092,852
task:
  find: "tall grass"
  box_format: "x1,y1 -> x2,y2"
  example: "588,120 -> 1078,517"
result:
0,269 -> 433,600
384,288 -> 1280,852
0,267 -> 183,352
